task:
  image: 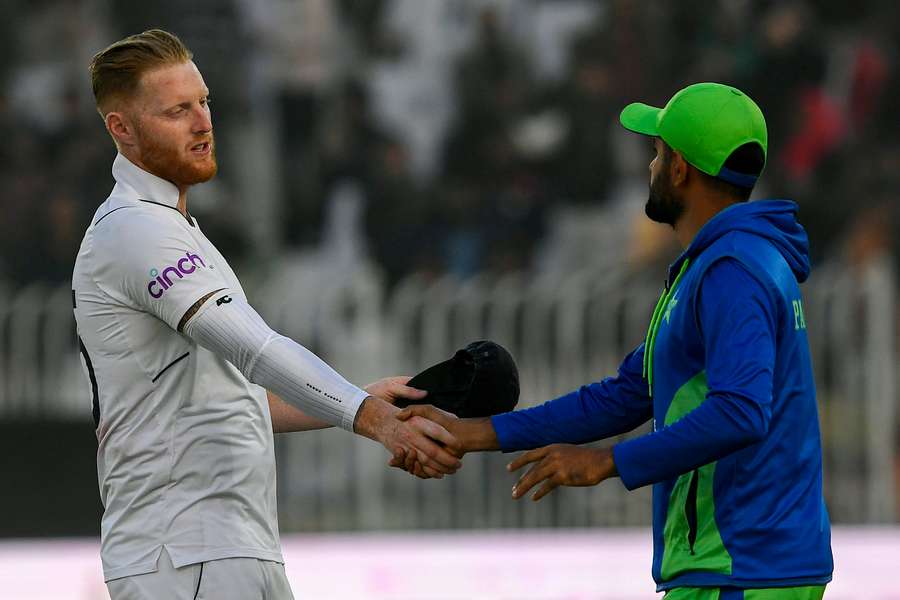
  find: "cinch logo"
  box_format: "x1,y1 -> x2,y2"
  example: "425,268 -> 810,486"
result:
147,252 -> 206,298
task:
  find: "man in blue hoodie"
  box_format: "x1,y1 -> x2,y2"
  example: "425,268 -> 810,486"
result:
395,83 -> 833,598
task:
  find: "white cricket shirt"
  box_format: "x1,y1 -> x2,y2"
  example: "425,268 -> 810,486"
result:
73,154 -> 283,581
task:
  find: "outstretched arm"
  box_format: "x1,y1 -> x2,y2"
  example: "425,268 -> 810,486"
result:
268,377 -> 427,433
490,345 -> 652,451
182,293 -> 461,477
391,345 -> 652,475
397,345 -> 652,453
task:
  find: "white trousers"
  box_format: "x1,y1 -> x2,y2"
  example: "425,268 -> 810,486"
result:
106,549 -> 295,600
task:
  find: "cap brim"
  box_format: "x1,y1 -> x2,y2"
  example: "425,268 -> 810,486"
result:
620,102 -> 662,136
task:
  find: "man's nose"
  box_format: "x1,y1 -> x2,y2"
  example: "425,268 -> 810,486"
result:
192,105 -> 212,133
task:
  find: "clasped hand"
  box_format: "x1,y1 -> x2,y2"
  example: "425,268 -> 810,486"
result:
363,378 -> 463,479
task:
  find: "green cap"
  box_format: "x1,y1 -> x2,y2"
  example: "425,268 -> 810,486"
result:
620,82 -> 768,187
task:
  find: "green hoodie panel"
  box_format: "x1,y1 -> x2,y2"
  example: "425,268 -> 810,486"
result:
661,371 -> 733,580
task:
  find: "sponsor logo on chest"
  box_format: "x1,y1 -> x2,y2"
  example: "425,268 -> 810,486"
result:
147,252 -> 206,298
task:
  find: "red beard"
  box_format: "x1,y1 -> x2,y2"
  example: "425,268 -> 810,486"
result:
136,125 -> 217,187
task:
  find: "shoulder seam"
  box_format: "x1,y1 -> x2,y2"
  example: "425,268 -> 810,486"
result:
138,198 -> 195,227
94,205 -> 136,226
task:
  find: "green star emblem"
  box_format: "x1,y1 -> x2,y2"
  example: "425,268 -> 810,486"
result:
664,295 -> 679,324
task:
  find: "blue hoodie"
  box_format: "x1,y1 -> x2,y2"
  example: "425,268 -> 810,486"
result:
492,200 -> 833,591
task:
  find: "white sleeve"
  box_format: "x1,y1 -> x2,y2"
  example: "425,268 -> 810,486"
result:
91,210 -> 233,330
183,291 -> 369,431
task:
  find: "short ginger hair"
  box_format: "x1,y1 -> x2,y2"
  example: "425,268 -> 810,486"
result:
89,29 -> 192,116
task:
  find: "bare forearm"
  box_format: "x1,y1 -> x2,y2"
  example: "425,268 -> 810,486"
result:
393,407 -> 500,454
352,396 -> 397,442
455,417 -> 500,452
267,391 -> 333,433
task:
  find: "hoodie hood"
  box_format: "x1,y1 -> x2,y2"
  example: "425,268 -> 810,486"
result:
672,200 -> 811,283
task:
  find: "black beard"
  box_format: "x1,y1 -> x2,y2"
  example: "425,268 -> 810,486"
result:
645,172 -> 684,226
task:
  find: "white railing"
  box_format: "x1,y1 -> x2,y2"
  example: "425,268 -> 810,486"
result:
0,257 -> 895,526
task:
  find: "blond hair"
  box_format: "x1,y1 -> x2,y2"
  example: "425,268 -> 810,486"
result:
89,29 -> 192,115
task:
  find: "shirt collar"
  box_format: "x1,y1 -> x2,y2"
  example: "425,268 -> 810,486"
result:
112,153 -> 181,208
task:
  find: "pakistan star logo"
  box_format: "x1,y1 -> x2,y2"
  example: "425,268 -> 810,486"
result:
664,294 -> 679,324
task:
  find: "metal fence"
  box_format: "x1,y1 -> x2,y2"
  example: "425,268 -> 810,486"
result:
0,256 -> 896,528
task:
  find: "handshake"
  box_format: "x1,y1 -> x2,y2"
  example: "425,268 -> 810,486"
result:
358,341 -> 618,501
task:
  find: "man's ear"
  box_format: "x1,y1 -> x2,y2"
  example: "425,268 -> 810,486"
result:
105,111 -> 137,148
670,150 -> 688,187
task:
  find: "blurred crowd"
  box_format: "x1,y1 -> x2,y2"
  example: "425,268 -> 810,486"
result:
1,0 -> 899,289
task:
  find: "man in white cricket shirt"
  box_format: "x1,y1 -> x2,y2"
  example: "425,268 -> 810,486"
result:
73,29 -> 462,600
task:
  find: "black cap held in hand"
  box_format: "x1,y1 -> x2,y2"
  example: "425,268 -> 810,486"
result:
399,340 -> 520,418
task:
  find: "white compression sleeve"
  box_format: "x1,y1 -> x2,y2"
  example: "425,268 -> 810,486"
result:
183,293 -> 369,431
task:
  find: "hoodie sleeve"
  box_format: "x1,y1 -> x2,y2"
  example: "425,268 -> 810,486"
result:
612,258 -> 777,490
491,345 -> 652,451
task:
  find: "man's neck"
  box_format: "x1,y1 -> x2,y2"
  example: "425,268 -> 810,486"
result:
673,193 -> 736,250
